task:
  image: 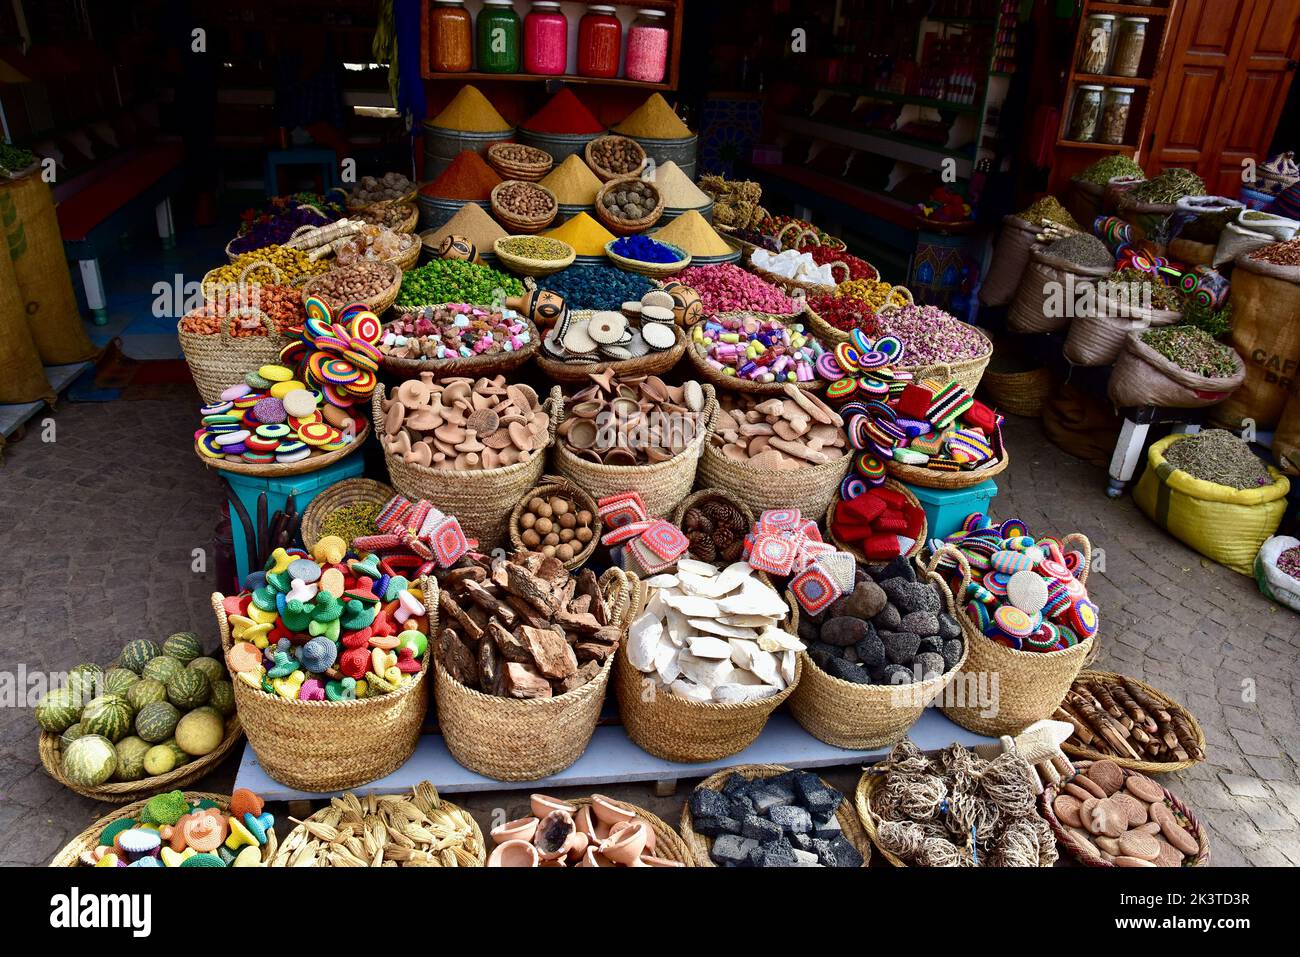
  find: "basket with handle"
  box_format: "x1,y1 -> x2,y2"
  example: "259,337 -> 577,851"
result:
178,307 -> 290,405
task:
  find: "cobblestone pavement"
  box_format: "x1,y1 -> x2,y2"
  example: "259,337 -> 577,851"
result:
2,396 -> 1297,866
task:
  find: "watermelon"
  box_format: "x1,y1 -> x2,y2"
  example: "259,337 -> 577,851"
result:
60,722 -> 86,749
126,677 -> 167,711
63,734 -> 117,787
166,669 -> 210,709
162,632 -> 204,663
113,736 -> 151,781
35,687 -> 83,733
80,694 -> 133,742
104,668 -> 140,697
209,680 -> 236,716
187,656 -> 225,685
142,655 -> 183,684
175,710 -> 224,756
119,639 -> 161,674
66,663 -> 104,701
135,701 -> 180,743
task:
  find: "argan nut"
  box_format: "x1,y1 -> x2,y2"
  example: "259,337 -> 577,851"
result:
535,517 -> 554,535
521,512 -> 537,529
536,502 -> 554,519
559,512 -> 577,530
577,510 -> 593,525
522,529 -> 541,548
528,497 -> 546,512
544,532 -> 559,547
551,497 -> 570,516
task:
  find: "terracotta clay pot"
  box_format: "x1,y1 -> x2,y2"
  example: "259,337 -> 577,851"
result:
488,839 -> 540,867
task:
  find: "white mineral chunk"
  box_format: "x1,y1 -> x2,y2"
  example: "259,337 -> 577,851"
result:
676,651 -> 734,688
757,628 -> 805,653
687,635 -> 733,659
660,593 -> 723,618
688,617 -> 759,639
713,683 -> 781,704
654,643 -> 681,684
626,614 -> 663,672
670,678 -> 714,702
676,558 -> 719,578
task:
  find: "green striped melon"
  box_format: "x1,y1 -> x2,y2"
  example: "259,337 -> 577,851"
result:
104,668 -> 140,697
60,722 -> 86,749
143,744 -> 179,776
63,734 -> 117,787
80,694 -> 133,742
166,669 -> 210,709
113,736 -> 151,781
66,663 -> 104,701
209,680 -> 236,716
35,687 -> 83,733
142,655 -> 183,684
162,632 -> 204,663
160,739 -> 191,765
119,639 -> 161,674
135,701 -> 180,743
175,710 -> 224,756
187,656 -> 225,685
126,677 -> 167,711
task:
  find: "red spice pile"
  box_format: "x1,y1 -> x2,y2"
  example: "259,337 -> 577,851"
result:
522,89 -> 606,135
421,150 -> 503,201
808,293 -> 882,335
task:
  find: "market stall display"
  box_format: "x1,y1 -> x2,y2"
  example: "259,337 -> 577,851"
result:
49,789 -> 276,867
487,793 -> 691,867
37,635 -> 241,801
1059,671 -> 1206,772
377,302 -> 539,379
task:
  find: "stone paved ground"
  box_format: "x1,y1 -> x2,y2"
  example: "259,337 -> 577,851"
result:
2,396 -> 1297,866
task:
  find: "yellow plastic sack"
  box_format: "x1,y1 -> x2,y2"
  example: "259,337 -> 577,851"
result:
1134,434 -> 1290,575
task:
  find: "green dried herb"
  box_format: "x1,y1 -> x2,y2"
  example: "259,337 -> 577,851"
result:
1130,168 -> 1206,205
1076,154 -> 1145,186
1019,196 -> 1080,229
1181,298 -> 1233,340
1162,429 -> 1272,490
1141,325 -> 1238,378
319,502 -> 383,545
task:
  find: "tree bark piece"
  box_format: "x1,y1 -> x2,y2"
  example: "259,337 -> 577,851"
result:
488,620 -> 532,664
521,625 -> 578,680
504,662 -> 553,698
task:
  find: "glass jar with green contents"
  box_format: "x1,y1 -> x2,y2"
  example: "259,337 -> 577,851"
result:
477,0 -> 521,73
1068,85 -> 1104,142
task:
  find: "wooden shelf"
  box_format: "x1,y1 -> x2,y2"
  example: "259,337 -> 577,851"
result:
777,115 -> 976,177
1087,2 -> 1171,15
420,70 -> 673,90
829,84 -> 982,115
1071,73 -> 1153,87
1056,139 -> 1138,152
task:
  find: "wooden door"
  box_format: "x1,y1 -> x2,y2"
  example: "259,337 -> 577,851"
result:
1147,0 -> 1300,195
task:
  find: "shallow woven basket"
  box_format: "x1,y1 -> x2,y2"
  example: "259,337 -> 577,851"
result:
359,200 -> 420,235
508,474 -> 602,570
379,309 -> 541,380
594,175 -> 665,236
826,478 -> 928,564
614,575 -> 802,763
669,486 -> 756,531
434,568 -> 631,781
493,236 -> 576,276
934,542 -> 1097,736
178,310 -> 289,405
585,135 -> 648,182
604,237 -> 691,278
884,427 -> 1011,490
300,477 -> 395,552
49,791 -> 278,867
487,142 -> 554,182
980,365 -> 1053,418
387,236 -> 423,271
789,557 -> 971,749
748,254 -> 851,298
840,304 -> 994,395
372,383 -> 556,549
195,422 -> 369,479
806,289 -> 915,347
270,782 -> 486,867
684,310 -> 827,396
1062,670 -> 1206,774
698,441 -> 850,524
552,383 -> 717,518
679,765 -> 871,867
565,794 -> 694,865
39,717 -> 244,804
1039,761 -> 1211,867
347,186 -> 420,212
213,581 -> 433,792
300,261 -> 403,316
491,180 -> 559,234
535,312 -> 687,384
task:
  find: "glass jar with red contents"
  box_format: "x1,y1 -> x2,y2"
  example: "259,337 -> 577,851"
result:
429,0 -> 472,74
578,5 -> 621,78
524,1 -> 568,76
626,9 -> 670,83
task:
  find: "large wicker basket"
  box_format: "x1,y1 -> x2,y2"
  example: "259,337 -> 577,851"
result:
934,542 -> 1097,736
299,477 -> 395,552
980,364 -> 1053,418
679,765 -> 871,867
212,581 -> 434,791
49,791 -> 278,866
372,383 -> 556,550
178,310 -> 289,405
434,568 -> 631,781
378,309 -> 541,381
789,556 -> 970,749
508,474 -> 601,571
697,439 -> 850,524
683,310 -> 827,396
1061,670 -> 1207,774
552,383 -> 717,518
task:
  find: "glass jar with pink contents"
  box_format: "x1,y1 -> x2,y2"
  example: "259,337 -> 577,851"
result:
626,9 -> 670,83
524,1 -> 568,76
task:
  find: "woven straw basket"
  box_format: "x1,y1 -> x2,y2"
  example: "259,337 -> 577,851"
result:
535,315 -> 687,385
50,792 -> 278,866
826,478 -> 928,564
614,575 -> 802,763
604,238 -> 691,278
1039,761 -> 1211,867
300,477 -> 395,552
178,310 -> 290,404
212,580 -> 435,791
585,135 -> 648,182
934,541 -> 1096,736
566,795 -> 694,865
508,474 -> 602,570
1061,670 -> 1206,774
196,422 -> 369,480
372,383 -> 557,550
491,180 -> 559,235
679,765 -> 871,867
39,717 -> 244,804
980,364 -> 1052,418
885,428 -> 1010,491
685,311 -> 827,396
493,237 -> 576,277
301,261 -> 403,316
595,175 -> 665,236
434,568 -> 632,781
697,438 -> 850,524
789,558 -> 971,749
552,383 -> 717,519
747,254 -> 851,298
380,309 -> 542,380
669,486 -> 755,530
487,142 -> 554,182
270,782 -> 487,867
805,288 -> 915,345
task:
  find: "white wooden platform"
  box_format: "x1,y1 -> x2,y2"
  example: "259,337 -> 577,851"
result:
0,362 -> 90,438
234,711 -> 995,801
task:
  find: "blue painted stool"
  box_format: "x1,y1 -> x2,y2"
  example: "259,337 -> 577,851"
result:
264,149 -> 339,198
223,455 -> 365,582
908,479 -> 1000,543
